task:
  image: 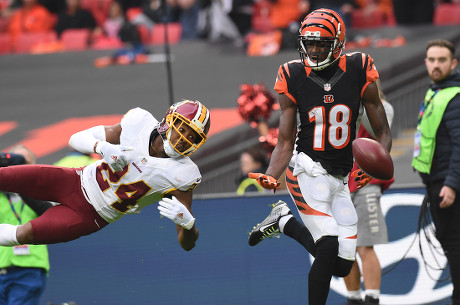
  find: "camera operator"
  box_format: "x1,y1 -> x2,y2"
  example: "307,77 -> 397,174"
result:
0,145 -> 52,305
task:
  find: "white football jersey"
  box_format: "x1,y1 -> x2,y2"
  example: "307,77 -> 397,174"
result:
80,107 -> 202,223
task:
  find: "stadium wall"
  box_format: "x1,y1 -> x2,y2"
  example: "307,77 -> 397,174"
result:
41,188 -> 451,305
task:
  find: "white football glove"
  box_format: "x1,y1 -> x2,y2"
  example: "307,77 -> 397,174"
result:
95,141 -> 133,172
157,196 -> 195,230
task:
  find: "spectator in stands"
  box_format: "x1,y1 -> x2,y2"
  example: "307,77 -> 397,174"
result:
392,0 -> 434,24
228,0 -> 254,38
236,146 -> 269,195
55,0 -> 96,38
354,0 -> 394,25
199,0 -> 242,44
167,0 -> 201,40
39,0 -> 65,15
93,0 -> 149,66
309,0 -> 355,28
7,0 -> 53,40
269,0 -> 303,30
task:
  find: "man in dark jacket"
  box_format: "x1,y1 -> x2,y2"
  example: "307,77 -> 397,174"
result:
412,39 -> 460,305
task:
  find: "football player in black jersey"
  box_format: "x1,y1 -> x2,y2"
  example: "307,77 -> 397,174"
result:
247,8 -> 392,305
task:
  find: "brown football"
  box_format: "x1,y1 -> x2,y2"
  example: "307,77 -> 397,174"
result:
352,138 -> 394,180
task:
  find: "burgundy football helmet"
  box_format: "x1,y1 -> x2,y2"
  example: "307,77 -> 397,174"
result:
159,100 -> 211,157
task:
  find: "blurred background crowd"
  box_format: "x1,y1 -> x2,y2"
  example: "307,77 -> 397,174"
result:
0,0 -> 460,55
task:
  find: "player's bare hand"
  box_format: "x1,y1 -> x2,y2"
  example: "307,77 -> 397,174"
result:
351,169 -> 372,189
248,172 -> 280,190
95,141 -> 133,172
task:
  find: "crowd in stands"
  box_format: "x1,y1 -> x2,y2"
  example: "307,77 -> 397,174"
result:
0,0 -> 459,55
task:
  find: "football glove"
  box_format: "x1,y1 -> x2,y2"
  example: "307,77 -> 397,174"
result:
351,169 -> 372,189
158,196 -> 195,230
248,172 -> 280,190
95,141 -> 133,172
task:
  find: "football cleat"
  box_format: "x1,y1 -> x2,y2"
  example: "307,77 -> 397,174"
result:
248,200 -> 292,246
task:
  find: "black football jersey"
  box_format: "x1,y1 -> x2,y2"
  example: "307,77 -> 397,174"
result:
274,52 -> 379,176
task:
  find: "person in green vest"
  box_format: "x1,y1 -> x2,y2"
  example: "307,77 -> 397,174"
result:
412,39 -> 460,305
0,145 -> 53,305
236,146 -> 268,195
53,148 -> 100,168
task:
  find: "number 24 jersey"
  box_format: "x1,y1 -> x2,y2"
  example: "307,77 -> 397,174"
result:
80,108 -> 202,223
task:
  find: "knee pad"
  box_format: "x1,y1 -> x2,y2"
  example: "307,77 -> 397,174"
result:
338,223 -> 357,260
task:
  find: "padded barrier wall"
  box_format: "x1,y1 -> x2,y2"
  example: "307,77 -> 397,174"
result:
41,188 -> 451,305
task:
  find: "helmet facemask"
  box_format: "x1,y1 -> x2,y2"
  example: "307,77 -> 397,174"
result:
162,114 -> 206,157
299,35 -> 342,70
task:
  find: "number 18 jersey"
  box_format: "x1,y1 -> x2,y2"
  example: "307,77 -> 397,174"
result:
274,52 -> 379,176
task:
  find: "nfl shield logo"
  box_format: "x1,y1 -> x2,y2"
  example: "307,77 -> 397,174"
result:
324,83 -> 331,91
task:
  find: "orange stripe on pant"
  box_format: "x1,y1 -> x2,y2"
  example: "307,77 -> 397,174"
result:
286,166 -> 331,217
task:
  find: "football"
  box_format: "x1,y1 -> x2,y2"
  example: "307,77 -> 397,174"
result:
352,138 -> 394,180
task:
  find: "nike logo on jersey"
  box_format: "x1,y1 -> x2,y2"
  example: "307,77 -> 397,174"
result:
324,95 -> 334,103
132,161 -> 142,173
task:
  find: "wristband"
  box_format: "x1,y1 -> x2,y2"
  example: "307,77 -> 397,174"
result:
182,217 -> 196,230
93,141 -> 100,153
94,141 -> 105,155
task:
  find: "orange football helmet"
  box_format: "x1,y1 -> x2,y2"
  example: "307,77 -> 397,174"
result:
298,8 -> 346,70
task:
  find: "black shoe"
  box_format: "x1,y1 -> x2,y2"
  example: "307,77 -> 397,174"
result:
346,298 -> 364,305
364,295 -> 379,304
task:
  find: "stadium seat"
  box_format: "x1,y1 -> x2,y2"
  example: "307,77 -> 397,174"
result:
13,31 -> 58,53
60,29 -> 91,51
433,3 -> 460,25
151,23 -> 182,45
0,33 -> 12,54
351,9 -> 385,29
137,25 -> 151,45
0,16 -> 10,33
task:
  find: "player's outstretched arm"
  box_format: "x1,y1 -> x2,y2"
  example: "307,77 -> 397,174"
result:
69,124 -> 133,172
158,190 -> 199,251
362,82 -> 392,152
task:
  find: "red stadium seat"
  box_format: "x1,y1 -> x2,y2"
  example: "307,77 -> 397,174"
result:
0,16 -> 10,33
351,9 -> 385,29
13,31 -> 58,53
137,25 -> 151,45
151,23 -> 182,45
433,3 -> 460,25
0,33 -> 12,54
60,29 -> 91,51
